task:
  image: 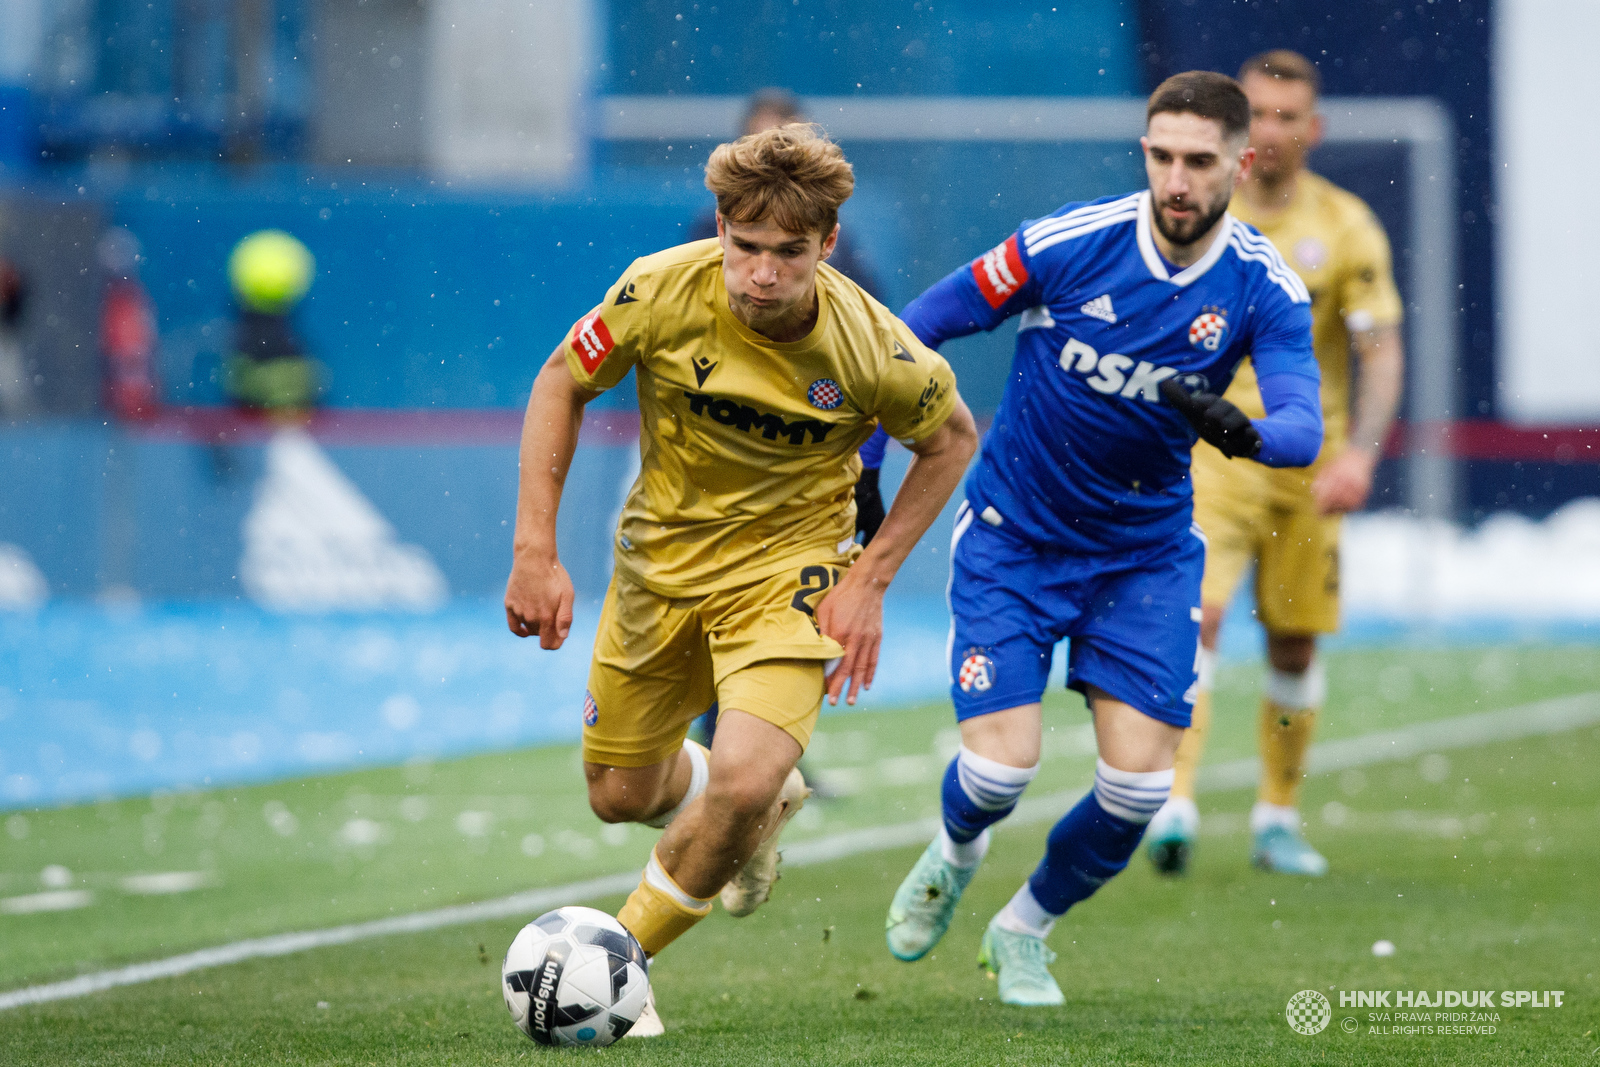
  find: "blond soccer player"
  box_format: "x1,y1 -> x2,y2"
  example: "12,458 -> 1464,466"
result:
1146,50 -> 1405,877
504,124 -> 978,1032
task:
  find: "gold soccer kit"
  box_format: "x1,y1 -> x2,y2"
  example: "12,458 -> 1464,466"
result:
564,239 -> 958,766
1193,172 -> 1403,631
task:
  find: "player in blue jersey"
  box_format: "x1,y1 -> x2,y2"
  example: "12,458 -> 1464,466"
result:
882,71 -> 1323,1006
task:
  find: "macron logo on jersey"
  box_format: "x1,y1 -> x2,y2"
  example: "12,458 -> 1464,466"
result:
972,234 -> 1028,309
571,308 -> 614,374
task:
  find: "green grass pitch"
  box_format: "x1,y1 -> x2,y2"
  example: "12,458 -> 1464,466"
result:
3,644 -> 1598,1063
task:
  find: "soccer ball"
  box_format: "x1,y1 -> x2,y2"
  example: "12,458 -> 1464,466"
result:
501,906 -> 650,1047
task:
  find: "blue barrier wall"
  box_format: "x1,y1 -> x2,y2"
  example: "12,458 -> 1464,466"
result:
606,1 -> 1141,96
82,142 -> 1147,417
110,176 -> 712,413
0,422 -> 962,604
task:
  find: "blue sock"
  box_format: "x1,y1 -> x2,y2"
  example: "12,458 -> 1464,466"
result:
1025,760 -> 1173,916
940,746 -> 1037,843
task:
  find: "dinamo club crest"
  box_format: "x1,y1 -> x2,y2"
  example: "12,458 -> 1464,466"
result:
1187,308 -> 1228,352
958,651 -> 994,693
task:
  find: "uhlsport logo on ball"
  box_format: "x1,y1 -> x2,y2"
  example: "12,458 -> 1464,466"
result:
1286,989 -> 1332,1035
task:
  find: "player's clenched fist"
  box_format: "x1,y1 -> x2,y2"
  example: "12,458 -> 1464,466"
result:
505,554 -> 576,650
1160,377 -> 1263,460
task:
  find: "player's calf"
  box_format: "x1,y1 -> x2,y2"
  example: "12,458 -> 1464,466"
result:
988,758 -> 1173,977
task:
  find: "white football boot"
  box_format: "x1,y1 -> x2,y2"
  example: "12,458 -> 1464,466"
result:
626,986 -> 664,1038
720,766 -> 811,917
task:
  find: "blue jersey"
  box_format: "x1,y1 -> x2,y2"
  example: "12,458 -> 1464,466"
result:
910,190 -> 1318,554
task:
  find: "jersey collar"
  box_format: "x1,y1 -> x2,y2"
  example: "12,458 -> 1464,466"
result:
1136,190 -> 1234,287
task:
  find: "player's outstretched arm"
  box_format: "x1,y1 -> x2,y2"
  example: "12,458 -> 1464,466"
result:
1313,325 -> 1403,514
816,396 -> 979,706
505,346 -> 602,649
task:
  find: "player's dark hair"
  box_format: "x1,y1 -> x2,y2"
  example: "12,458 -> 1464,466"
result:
1238,49 -> 1322,96
705,123 -> 854,239
1146,71 -> 1251,142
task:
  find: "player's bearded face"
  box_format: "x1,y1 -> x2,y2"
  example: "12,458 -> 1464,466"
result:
1143,113 -> 1250,248
718,216 -> 837,332
1151,184 -> 1232,247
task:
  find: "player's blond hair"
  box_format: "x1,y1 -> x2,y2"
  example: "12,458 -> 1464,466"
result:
704,123 -> 854,239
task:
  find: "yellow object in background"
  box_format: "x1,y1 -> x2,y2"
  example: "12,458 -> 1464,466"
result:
228,230 -> 315,313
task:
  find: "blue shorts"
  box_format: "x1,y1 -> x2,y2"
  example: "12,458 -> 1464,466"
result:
946,501 -> 1204,728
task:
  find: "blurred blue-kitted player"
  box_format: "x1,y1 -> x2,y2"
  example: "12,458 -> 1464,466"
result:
882,71 -> 1323,1006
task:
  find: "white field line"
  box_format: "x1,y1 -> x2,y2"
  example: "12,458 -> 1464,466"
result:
3,689 -> 1596,1012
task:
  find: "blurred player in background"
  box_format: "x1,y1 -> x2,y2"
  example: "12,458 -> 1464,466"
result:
225,229 -> 322,420
0,255 -> 28,415
98,228 -> 161,421
505,124 -> 976,1034
1145,50 -> 1405,878
882,72 -> 1322,1006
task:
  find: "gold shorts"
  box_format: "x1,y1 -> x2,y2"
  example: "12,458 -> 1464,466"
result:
581,563 -> 846,767
1192,439 -> 1342,635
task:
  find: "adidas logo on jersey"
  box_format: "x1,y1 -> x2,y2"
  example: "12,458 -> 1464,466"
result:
1080,294 -> 1117,323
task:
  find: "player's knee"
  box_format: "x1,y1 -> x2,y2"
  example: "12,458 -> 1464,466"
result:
1266,633 -> 1316,675
702,770 -> 781,827
586,778 -> 658,824
1199,604 -> 1225,650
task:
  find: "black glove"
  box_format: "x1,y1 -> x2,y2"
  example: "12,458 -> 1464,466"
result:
854,466 -> 887,546
1160,377 -> 1263,460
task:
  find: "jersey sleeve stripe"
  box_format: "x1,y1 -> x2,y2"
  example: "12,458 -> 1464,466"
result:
1227,233 -> 1311,303
1021,193 -> 1142,245
1230,227 -> 1311,301
1232,225 -> 1307,274
1024,207 -> 1139,257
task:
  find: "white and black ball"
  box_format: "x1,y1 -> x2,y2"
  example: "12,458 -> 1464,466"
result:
501,906 -> 650,1047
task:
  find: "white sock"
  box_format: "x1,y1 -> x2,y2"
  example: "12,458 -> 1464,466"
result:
994,883 -> 1058,939
1250,801 -> 1300,834
1091,759 -> 1174,825
956,745 -> 1038,811
644,740 -> 710,829
938,825 -> 990,869
1197,646 -> 1218,693
1265,658 -> 1326,710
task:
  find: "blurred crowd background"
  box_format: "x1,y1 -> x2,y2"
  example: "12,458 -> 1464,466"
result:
1,0 -> 1596,804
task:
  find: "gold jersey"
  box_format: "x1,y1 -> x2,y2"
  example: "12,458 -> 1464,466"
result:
564,238 -> 958,598
1226,171 -> 1403,445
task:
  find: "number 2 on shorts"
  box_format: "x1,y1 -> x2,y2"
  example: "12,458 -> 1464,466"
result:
789,565 -> 836,616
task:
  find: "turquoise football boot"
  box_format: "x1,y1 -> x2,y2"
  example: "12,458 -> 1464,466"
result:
1252,824 -> 1329,876
1145,797 -> 1199,876
978,921 -> 1065,1006
885,839 -> 978,961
